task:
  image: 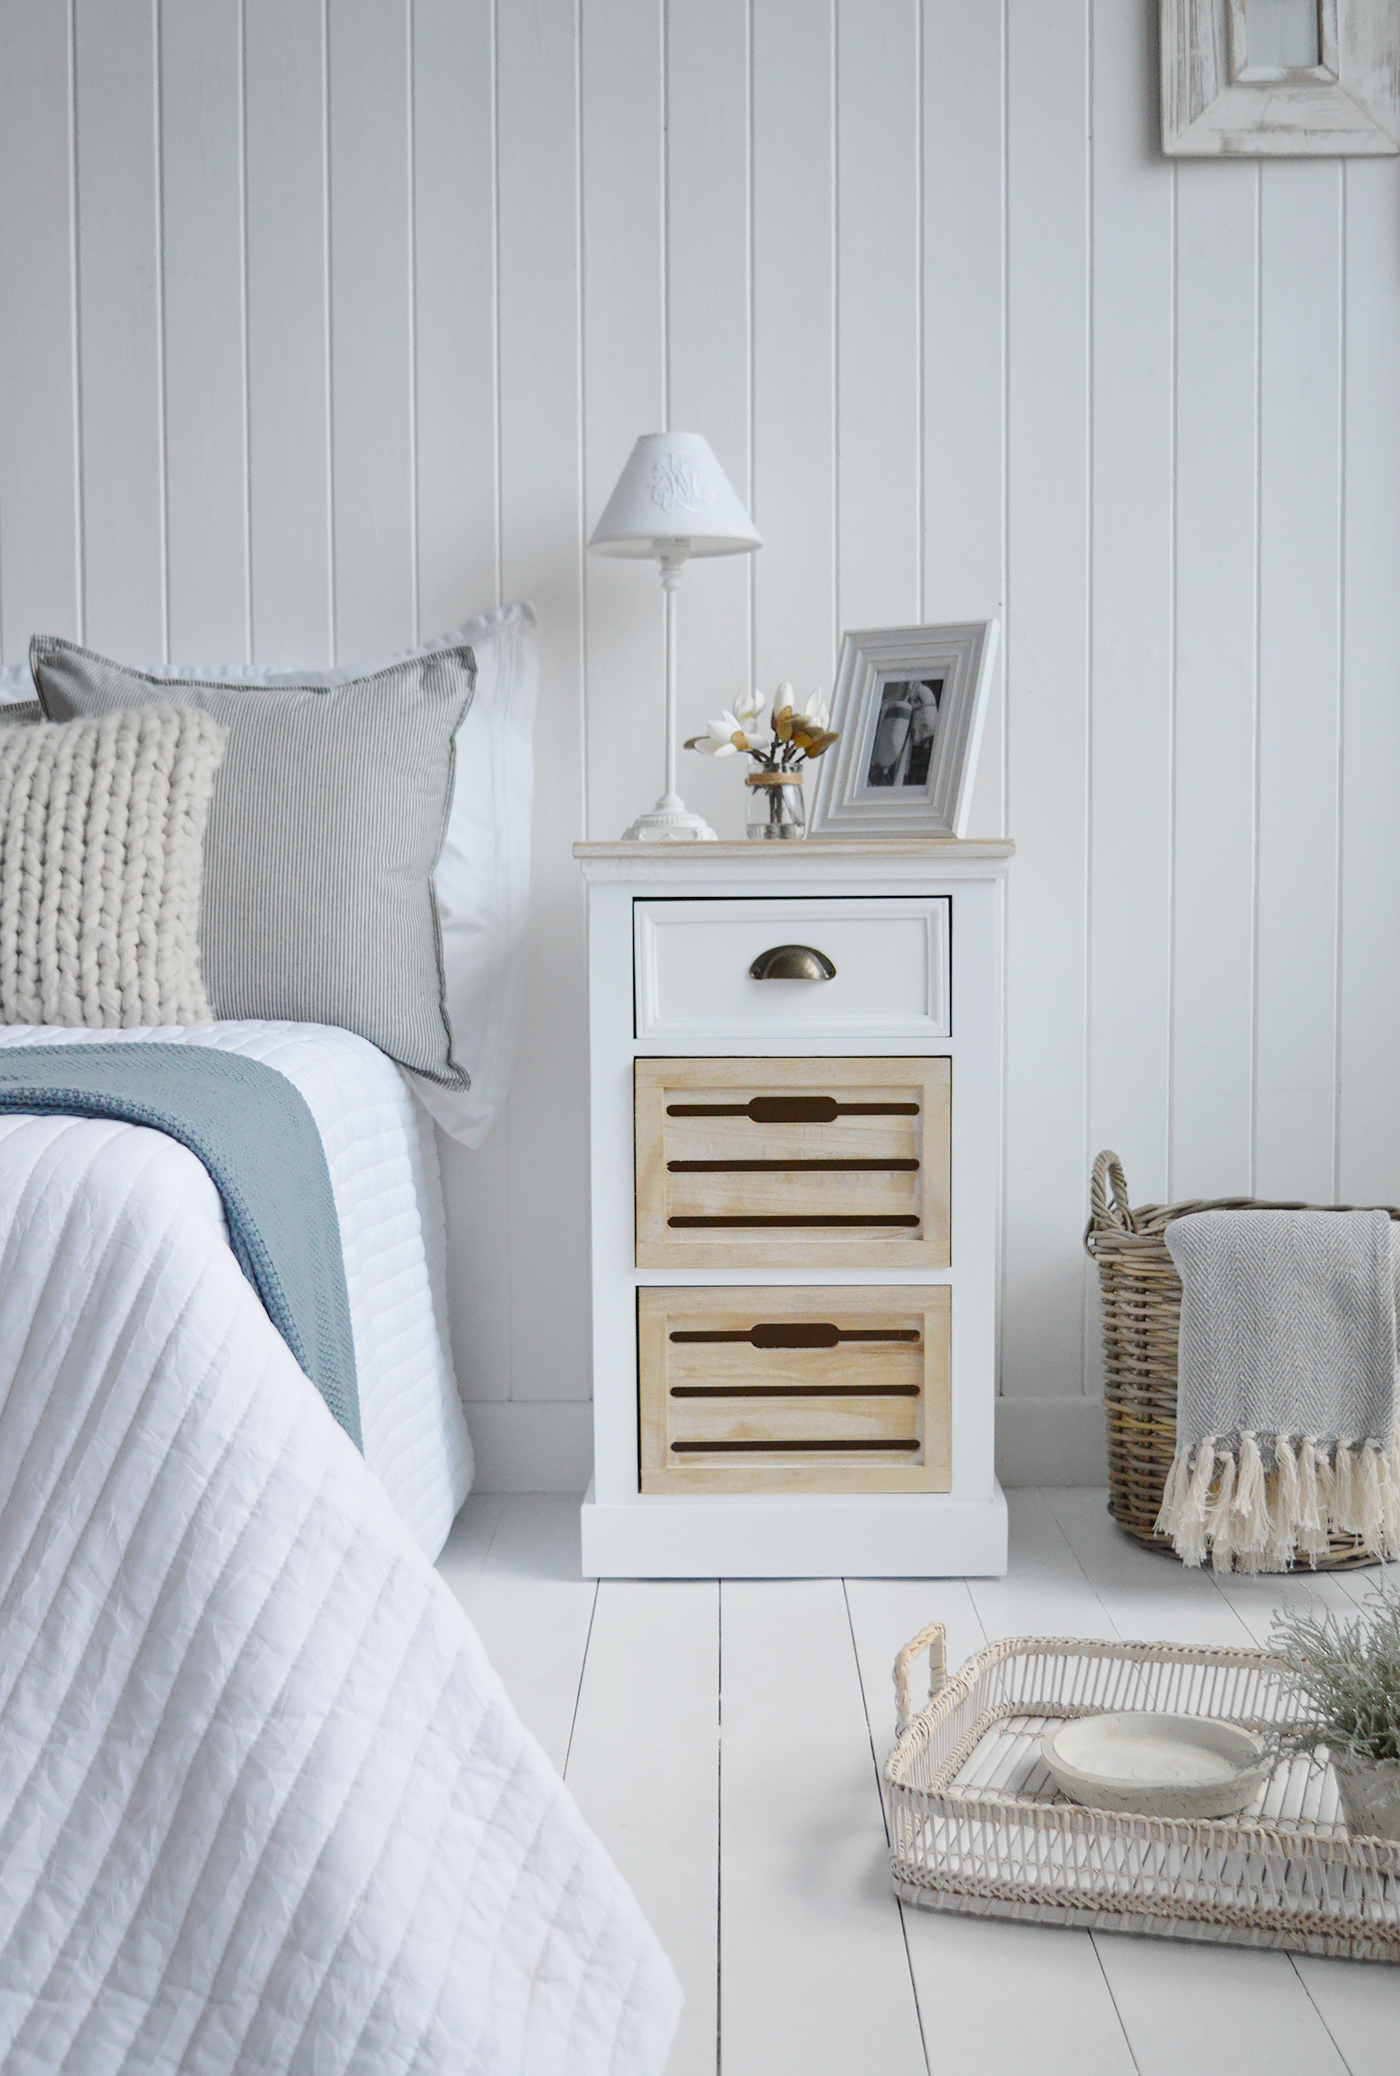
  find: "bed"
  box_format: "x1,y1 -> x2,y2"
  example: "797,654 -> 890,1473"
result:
0,621 -> 682,2072
0,1017 -> 471,1556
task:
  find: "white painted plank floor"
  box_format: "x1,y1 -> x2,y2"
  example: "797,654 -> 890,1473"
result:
437,1490 -> 1400,2076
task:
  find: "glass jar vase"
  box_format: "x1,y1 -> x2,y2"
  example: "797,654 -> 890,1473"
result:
745,769 -> 806,840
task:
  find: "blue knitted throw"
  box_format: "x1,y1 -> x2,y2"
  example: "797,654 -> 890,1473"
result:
0,1044 -> 361,1449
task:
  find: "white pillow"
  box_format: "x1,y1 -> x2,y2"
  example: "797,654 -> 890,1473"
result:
0,663 -> 36,707
369,605 -> 539,1148
1,607 -> 538,1147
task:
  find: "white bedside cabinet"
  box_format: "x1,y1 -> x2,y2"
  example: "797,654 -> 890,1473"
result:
574,837 -> 1014,1579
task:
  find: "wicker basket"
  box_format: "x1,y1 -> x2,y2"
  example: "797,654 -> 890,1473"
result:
1084,1150 -> 1400,1571
886,1622 -> 1400,1960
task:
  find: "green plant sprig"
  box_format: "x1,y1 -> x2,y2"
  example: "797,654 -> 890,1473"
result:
1266,1581 -> 1400,1764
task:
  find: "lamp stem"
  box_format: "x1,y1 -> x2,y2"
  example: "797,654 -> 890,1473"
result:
618,539 -> 715,840
659,548 -> 685,803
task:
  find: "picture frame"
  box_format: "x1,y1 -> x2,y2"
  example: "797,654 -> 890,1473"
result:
1161,0 -> 1400,157
808,621 -> 998,840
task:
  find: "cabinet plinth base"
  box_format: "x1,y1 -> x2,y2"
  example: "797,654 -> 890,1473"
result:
579,1480 -> 1008,1579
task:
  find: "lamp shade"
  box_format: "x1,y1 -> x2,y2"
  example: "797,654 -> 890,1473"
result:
588,433 -> 761,558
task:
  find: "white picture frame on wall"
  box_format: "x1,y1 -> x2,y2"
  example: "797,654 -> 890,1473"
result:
808,621 -> 998,839
1162,0 -> 1400,156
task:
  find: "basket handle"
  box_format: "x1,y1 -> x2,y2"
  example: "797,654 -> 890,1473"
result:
1086,1150 -> 1134,1253
893,1622 -> 947,1738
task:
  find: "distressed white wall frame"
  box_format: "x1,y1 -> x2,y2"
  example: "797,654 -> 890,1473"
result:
1162,0 -> 1400,155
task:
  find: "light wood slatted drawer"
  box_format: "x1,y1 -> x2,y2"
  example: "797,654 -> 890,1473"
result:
635,1056 -> 950,1269
638,1285 -> 951,1494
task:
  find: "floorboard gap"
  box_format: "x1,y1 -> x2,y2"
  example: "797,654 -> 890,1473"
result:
1288,1953 -> 1357,2076
715,1581 -> 723,2076
1088,1931 -> 1144,2076
561,1578 -> 599,1778
843,1579 -> 932,2076
1041,1488 -> 1125,1635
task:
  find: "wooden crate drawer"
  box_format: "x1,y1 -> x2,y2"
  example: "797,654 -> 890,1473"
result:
635,1056 -> 950,1269
639,1286 -> 951,1494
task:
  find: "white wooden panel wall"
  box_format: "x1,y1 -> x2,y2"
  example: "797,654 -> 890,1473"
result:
1002,0 -> 1091,1416
1,0 -> 1397,1489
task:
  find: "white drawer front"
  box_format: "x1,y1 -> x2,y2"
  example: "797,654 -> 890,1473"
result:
634,897 -> 950,1042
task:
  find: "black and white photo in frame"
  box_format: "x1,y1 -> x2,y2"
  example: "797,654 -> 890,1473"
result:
809,621 -> 999,837
866,678 -> 943,788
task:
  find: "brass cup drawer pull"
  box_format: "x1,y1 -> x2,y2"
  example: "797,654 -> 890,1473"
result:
748,944 -> 836,981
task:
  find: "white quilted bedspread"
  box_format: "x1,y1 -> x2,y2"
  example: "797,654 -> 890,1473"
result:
0,1021 -> 471,1557
0,1099 -> 681,2071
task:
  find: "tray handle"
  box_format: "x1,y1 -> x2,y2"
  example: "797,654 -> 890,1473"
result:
1085,1149 -> 1135,1255
893,1622 -> 947,1738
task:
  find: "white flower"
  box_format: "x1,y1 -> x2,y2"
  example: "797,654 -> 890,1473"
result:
687,693 -> 776,760
772,682 -> 825,728
718,705 -> 772,755
727,688 -> 774,752
687,716 -> 738,756
703,710 -> 760,756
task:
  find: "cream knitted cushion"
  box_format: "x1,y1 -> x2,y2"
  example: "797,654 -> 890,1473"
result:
0,705 -> 225,1027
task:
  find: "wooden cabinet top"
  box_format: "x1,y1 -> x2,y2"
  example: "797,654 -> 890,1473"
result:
574,836 -> 1015,883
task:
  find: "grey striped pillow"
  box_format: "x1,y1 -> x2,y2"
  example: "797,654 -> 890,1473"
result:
31,637 -> 475,1088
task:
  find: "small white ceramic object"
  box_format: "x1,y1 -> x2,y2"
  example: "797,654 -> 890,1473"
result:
1042,1712 -> 1270,1820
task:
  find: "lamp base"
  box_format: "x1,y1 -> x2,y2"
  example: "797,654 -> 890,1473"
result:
621,791 -> 718,843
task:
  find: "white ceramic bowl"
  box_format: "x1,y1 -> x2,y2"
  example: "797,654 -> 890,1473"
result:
1041,1711 -> 1270,1820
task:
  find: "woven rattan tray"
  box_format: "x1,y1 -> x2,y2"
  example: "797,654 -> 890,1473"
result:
1084,1150 -> 1400,1570
885,1624 -> 1400,1961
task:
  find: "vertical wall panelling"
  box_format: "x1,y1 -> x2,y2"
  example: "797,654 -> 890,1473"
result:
160,0 -> 250,662
1086,2 -> 1175,1217
1001,0 -> 1091,1404
414,0 -> 512,1430
751,0 -> 837,698
412,0 -> 499,631
1253,163 -> 1344,1202
72,0 -> 166,660
920,0 -> 1006,842
581,0 -> 666,845
1337,163 -> 1400,1207
1169,165 -> 1260,1202
665,0 -> 753,842
244,0 -> 334,665
835,0 -> 920,636
4,5 -> 1398,1486
326,0 -> 416,661
0,4 -> 81,657
495,0 -> 590,1415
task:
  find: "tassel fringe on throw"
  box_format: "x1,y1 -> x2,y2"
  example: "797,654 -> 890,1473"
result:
1155,1431 -> 1400,1573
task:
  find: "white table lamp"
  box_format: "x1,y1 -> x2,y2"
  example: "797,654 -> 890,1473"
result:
589,432 -> 761,841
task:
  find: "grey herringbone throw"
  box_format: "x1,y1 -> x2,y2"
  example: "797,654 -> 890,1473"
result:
1156,1209 -> 1400,1572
